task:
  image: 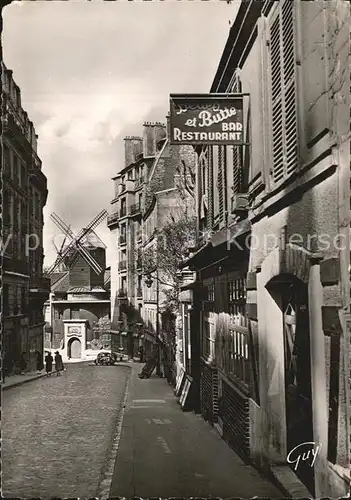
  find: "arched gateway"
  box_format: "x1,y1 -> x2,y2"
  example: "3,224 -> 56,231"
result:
68,337 -> 82,359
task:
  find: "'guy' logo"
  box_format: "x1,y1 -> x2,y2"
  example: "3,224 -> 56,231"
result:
287,441 -> 321,471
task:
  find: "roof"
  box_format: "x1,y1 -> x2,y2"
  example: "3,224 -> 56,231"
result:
67,286 -> 107,293
77,229 -> 106,249
50,271 -> 67,287
67,286 -> 91,293
210,0 -> 265,93
51,272 -> 70,292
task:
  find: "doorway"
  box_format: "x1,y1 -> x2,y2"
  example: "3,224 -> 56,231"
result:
68,338 -> 81,359
268,274 -> 314,494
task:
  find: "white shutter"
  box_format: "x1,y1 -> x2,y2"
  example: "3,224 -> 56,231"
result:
231,69 -> 244,195
269,0 -> 298,184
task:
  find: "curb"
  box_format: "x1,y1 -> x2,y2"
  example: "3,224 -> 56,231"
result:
2,373 -> 48,391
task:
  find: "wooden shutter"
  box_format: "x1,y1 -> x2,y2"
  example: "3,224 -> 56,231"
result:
231,70 -> 244,195
218,145 -> 227,226
270,0 -> 298,184
207,147 -> 214,231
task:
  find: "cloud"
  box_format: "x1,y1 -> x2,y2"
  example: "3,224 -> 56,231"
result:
3,1 -> 238,266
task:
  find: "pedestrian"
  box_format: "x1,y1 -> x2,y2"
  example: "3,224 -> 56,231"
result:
138,345 -> 144,363
36,350 -> 43,374
45,352 -> 53,376
54,351 -> 64,376
20,352 -> 27,375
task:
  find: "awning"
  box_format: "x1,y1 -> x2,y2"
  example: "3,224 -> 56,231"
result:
181,218 -> 251,270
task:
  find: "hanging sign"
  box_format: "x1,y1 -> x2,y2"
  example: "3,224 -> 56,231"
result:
169,94 -> 244,145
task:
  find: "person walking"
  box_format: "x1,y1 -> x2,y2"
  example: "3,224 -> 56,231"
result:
54,351 -> 64,376
36,350 -> 43,374
45,352 -> 53,377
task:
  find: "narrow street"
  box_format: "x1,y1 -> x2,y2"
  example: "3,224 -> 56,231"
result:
2,363 -> 131,499
3,362 -> 284,499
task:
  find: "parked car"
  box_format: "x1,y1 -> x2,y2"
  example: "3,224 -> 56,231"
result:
95,352 -> 116,366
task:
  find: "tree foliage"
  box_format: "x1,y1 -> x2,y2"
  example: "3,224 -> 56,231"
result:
139,212 -> 196,311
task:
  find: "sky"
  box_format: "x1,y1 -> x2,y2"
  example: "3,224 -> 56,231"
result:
3,0 -> 240,268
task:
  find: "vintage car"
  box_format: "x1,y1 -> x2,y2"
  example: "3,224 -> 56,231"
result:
94,352 -> 117,366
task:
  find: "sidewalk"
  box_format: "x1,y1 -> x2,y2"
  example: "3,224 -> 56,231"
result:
2,371 -> 47,391
109,364 -> 284,498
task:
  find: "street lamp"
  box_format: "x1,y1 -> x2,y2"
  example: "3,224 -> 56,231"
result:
145,271 -> 161,376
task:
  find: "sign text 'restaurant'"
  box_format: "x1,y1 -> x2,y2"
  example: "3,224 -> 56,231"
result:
169,95 -> 244,145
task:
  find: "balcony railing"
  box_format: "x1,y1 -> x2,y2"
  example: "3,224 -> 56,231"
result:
107,211 -> 120,226
136,287 -> 143,298
130,203 -> 141,215
119,234 -> 127,245
118,260 -> 127,271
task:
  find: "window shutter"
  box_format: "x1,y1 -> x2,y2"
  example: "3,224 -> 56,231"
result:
270,0 -> 298,184
207,147 -> 214,231
231,70 -> 244,195
218,145 -> 227,226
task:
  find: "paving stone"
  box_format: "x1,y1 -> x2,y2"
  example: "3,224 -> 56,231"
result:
2,363 -> 131,499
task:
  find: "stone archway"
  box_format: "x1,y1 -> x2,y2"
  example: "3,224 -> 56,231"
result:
68,337 -> 82,359
257,243 -> 318,494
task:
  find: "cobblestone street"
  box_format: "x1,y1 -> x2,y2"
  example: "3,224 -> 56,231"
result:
2,362 -> 131,499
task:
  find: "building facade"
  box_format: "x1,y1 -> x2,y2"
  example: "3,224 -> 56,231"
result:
2,64 -> 50,375
182,1 -> 350,497
107,121 -> 195,368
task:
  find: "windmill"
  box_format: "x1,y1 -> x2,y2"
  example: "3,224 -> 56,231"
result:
47,209 -> 108,276
51,228 -> 70,273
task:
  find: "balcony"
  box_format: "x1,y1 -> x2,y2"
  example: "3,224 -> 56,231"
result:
130,203 -> 141,216
107,211 -> 120,227
118,260 -> 127,271
136,287 -> 143,298
119,234 -> 127,245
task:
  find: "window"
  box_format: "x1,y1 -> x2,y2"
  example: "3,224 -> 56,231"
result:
202,312 -> 215,360
3,284 -> 9,316
121,276 -> 127,292
120,198 -> 126,217
269,0 -> 298,184
228,277 -> 247,326
127,169 -> 133,180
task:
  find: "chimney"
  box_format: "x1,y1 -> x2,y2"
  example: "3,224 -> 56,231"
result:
143,122 -> 166,156
124,136 -> 143,167
154,121 -> 166,145
143,123 -> 156,157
